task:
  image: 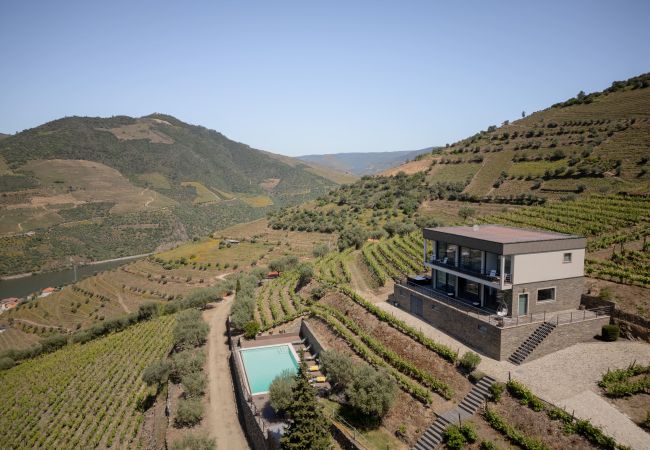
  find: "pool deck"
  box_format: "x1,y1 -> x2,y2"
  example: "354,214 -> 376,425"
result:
239,332 -> 301,348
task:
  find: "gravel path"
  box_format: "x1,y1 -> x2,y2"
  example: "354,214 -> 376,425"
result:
202,297 -> 249,450
377,302 -> 650,450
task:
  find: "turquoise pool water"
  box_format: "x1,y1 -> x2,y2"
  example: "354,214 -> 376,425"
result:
240,344 -> 299,395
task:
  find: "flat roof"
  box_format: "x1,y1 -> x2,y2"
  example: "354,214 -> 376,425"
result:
423,224 -> 585,255
427,225 -> 579,244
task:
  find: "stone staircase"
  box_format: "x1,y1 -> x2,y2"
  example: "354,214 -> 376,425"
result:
507,321 -> 556,365
412,375 -> 496,450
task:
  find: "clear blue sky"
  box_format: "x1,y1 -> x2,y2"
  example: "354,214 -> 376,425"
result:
1,1 -> 648,156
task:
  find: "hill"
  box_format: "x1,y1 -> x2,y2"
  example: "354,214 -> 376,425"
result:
0,114 -> 338,275
270,73 -> 650,235
298,147 -> 436,176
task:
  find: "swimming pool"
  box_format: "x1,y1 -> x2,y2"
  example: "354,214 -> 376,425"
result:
240,344 -> 300,395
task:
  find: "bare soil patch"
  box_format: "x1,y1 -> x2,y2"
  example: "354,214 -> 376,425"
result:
585,277 -> 650,319
493,394 -> 598,449
320,292 -> 471,402
608,392 -> 650,431
381,158 -> 431,176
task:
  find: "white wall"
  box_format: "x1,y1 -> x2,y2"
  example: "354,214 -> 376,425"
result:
513,249 -> 584,284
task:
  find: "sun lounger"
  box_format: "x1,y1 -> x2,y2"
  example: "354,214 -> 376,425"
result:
308,365 -> 319,372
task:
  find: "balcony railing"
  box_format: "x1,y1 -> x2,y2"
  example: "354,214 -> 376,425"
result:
398,281 -> 610,329
426,258 -> 512,284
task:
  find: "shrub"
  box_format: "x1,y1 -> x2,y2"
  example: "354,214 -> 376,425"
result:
506,380 -> 544,411
269,369 -> 296,413
459,207 -> 476,220
313,243 -> 330,258
173,309 -> 209,350
489,382 -> 505,402
443,424 -> 477,449
175,398 -> 204,427
182,372 -> 207,397
469,370 -> 485,383
459,351 -> 481,372
170,434 -> 216,450
598,287 -> 613,301
0,356 -> 15,370
142,359 -> 172,386
346,365 -> 397,418
320,350 -> 357,390
601,324 -> 620,342
480,441 -> 499,450
297,262 -> 314,287
137,302 -> 158,320
243,320 -> 260,339
171,349 -> 206,382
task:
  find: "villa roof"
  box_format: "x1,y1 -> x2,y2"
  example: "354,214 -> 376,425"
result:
423,224 -> 585,255
430,225 -> 579,244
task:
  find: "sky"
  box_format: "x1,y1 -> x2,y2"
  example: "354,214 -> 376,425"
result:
1,1 -> 649,156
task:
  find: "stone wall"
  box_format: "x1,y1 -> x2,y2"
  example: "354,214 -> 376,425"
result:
511,277 -> 583,316
300,320 -> 326,356
394,285 -> 502,359
229,352 -> 270,450
500,315 -> 610,361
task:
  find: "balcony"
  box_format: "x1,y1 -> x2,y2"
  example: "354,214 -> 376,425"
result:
425,258 -> 512,287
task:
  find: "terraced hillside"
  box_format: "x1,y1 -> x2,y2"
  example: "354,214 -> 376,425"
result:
0,315 -> 175,449
0,114 -> 342,275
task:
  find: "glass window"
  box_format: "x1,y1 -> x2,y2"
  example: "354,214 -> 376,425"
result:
436,242 -> 457,265
537,287 -> 555,302
435,271 -> 456,293
460,247 -> 482,272
563,253 -> 572,263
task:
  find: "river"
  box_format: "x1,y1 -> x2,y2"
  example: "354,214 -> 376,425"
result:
0,255 -> 147,299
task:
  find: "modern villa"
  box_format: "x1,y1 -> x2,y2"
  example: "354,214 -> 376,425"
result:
394,225 -> 611,363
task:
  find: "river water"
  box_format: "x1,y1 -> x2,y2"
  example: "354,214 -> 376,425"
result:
0,256 -> 145,299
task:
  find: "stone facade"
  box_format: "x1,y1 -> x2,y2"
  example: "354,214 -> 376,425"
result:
394,283 -> 609,361
394,285 -> 502,359
500,315 -> 610,361
510,276 -> 584,316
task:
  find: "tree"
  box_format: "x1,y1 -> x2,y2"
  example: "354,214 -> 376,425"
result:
170,434 -> 216,450
171,349 -> 206,382
458,207 -> 476,220
175,398 -> 204,427
312,243 -> 330,258
280,359 -> 331,449
142,359 -> 172,387
182,372 -> 207,397
173,310 -> 209,350
137,302 -> 158,320
243,320 -> 260,339
521,111 -> 526,118
345,365 -> 397,419
320,350 -> 356,391
337,226 -> 366,251
297,263 -> 314,288
269,369 -> 296,413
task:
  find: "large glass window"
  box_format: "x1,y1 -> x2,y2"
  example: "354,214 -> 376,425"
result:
435,270 -> 456,293
460,247 -> 482,273
459,278 -> 480,302
436,242 -> 457,266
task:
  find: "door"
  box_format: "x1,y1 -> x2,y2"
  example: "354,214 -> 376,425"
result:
518,293 -> 529,316
410,295 -> 423,317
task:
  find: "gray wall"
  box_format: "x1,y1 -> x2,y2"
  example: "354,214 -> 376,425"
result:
394,284 -> 608,361
500,316 -> 609,361
300,320 -> 326,356
394,285 -> 502,359
511,277 -> 583,316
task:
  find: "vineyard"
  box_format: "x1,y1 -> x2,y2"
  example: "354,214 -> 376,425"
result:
254,271 -> 305,331
0,315 -> 175,450
477,194 -> 650,287
360,233 -> 425,286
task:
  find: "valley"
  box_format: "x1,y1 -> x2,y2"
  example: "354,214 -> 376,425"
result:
1,72 -> 649,450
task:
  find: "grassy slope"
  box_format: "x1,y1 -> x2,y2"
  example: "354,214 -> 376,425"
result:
0,114 -> 340,275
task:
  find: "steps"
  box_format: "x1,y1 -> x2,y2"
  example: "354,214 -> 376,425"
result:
507,321 -> 556,365
457,375 -> 495,416
412,375 -> 496,450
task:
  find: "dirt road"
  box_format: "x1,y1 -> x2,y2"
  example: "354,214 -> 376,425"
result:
202,297 -> 249,449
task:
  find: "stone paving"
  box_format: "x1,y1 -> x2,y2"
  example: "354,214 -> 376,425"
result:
377,302 -> 650,450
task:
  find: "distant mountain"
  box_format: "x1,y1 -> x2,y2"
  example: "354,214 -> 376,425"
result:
0,114 -> 339,275
298,148 -> 436,176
